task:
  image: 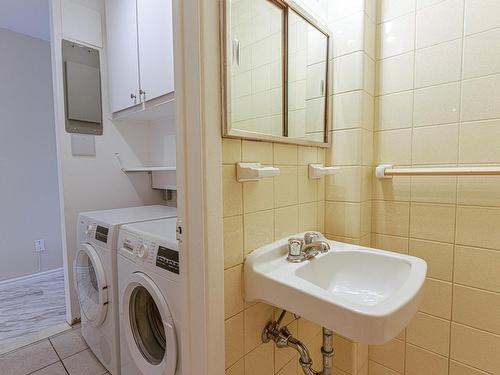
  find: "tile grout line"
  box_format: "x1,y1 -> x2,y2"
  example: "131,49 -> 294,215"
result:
403,3 -> 419,372
447,2 -> 468,372
46,338 -> 69,375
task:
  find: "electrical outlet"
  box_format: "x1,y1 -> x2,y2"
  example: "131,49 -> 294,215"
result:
34,239 -> 45,252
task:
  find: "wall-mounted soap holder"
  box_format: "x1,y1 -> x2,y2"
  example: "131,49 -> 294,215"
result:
308,164 -> 340,179
236,162 -> 280,182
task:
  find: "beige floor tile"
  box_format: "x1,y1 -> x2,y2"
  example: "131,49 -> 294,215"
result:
49,328 -> 88,359
62,349 -> 107,375
0,339 -> 59,375
30,362 -> 68,375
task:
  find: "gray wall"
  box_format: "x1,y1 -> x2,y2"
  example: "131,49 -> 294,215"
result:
0,27 -> 63,281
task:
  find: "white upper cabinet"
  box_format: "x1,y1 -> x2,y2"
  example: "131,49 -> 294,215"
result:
106,0 -> 174,114
106,0 -> 140,112
137,0 -> 174,102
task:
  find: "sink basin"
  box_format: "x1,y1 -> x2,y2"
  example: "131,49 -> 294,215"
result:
244,236 -> 427,344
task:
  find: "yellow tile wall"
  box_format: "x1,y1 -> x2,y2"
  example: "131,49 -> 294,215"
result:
223,139 -> 331,375
370,0 -> 500,374
222,137 -> 369,375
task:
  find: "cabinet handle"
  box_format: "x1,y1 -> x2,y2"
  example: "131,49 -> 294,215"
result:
232,38 -> 240,67
139,89 -> 146,101
130,93 -> 137,104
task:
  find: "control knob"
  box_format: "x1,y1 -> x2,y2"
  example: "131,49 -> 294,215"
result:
85,224 -> 94,236
137,244 -> 149,259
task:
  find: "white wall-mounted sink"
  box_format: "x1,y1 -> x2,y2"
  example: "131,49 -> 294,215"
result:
244,235 -> 427,344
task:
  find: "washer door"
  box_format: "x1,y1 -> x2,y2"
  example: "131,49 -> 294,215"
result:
74,243 -> 108,326
123,272 -> 177,375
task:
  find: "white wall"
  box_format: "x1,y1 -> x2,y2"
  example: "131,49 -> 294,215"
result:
0,27 -> 63,281
50,0 -> 167,320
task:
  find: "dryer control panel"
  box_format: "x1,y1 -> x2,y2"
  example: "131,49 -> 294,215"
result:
78,217 -> 112,249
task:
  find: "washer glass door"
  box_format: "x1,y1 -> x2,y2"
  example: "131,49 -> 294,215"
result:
130,286 -> 166,364
124,272 -> 177,375
74,244 -> 108,326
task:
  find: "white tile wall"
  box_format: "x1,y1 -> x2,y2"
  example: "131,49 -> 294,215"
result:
412,124 -> 459,164
364,13 -> 376,59
461,74 -> 500,122
327,0 -> 365,22
464,0 -> 500,36
330,12 -> 365,58
377,13 -> 415,59
459,119 -> 500,163
333,52 -> 365,93
415,0 -> 464,49
375,91 -> 413,130
332,91 -> 365,130
414,39 -> 462,88
416,0 -> 446,9
413,82 -> 460,126
376,52 -> 414,94
463,28 -> 500,79
379,0 -> 416,23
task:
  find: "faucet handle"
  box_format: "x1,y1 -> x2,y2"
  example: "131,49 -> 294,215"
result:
304,231 -> 323,245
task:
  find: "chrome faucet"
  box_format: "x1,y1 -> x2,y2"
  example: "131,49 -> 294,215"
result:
287,232 -> 330,263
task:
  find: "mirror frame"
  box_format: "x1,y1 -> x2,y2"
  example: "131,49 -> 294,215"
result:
220,0 -> 332,148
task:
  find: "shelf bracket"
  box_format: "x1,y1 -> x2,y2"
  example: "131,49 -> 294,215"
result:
308,164 -> 340,179
236,162 -> 280,182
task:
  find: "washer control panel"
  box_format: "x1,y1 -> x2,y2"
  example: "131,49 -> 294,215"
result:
120,234 -> 180,275
156,245 -> 179,274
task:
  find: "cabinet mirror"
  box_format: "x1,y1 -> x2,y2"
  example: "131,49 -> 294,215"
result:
221,0 -> 331,147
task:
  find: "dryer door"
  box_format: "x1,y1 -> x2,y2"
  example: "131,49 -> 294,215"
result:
123,272 -> 177,375
74,243 -> 108,326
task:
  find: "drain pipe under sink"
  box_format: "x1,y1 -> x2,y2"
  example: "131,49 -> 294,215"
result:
261,310 -> 334,375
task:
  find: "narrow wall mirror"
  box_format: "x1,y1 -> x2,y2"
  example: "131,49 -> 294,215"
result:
221,0 -> 331,147
287,9 -> 329,143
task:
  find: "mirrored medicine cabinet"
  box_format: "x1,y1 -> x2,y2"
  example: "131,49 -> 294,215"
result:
221,0 -> 332,147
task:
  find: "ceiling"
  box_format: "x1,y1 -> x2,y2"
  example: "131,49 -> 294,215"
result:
0,0 -> 50,41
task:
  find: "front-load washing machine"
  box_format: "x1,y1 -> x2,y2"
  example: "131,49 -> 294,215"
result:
74,206 -> 177,375
117,218 -> 181,375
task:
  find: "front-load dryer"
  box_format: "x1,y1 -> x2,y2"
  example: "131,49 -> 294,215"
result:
117,218 -> 181,375
74,206 -> 177,375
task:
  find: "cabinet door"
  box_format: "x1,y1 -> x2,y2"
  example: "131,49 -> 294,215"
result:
137,0 -> 175,101
105,0 -> 140,112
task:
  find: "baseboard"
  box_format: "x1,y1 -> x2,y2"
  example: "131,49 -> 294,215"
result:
0,267 -> 64,288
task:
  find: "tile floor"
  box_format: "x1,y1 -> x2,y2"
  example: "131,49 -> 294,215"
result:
0,325 -> 108,375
